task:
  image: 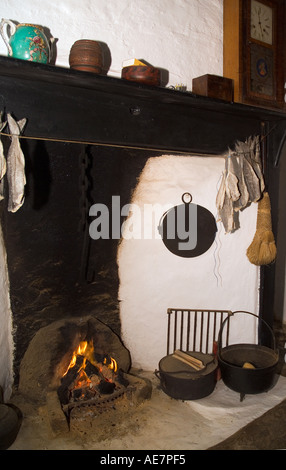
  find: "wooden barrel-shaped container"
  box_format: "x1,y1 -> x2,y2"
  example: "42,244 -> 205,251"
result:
69,40 -> 103,74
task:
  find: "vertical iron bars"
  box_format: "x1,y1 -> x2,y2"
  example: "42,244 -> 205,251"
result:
167,308 -> 232,355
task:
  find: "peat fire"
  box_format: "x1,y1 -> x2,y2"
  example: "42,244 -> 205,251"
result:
57,340 -> 129,412
17,317 -> 152,439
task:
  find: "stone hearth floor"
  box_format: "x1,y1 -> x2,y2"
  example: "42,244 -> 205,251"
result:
6,369 -> 286,451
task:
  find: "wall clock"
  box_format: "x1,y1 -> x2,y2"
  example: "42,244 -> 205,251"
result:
223,0 -> 285,109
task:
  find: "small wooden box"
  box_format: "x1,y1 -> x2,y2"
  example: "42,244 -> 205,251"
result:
192,74 -> 233,102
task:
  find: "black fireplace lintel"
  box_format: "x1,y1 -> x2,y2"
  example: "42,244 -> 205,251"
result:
0,56 -> 285,162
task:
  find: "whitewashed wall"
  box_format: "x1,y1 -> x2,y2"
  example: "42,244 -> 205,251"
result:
0,0 -> 223,88
0,227 -> 14,401
0,0 -> 226,397
118,156 -> 259,371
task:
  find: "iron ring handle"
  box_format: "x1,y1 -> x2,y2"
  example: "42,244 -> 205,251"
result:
182,192 -> 192,204
217,310 -> 277,355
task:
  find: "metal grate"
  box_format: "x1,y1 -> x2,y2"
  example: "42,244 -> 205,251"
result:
166,308 -> 232,355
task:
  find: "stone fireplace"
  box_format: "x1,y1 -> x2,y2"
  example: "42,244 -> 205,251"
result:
16,315 -> 151,439
2,139 -> 261,384
0,57 -> 285,445
0,141 -> 261,440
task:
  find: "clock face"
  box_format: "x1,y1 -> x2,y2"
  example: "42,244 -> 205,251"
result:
251,0 -> 273,45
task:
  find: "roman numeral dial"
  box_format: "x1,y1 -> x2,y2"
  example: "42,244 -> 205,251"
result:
251,0 -> 273,45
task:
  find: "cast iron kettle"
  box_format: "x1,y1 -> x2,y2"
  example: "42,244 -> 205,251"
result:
158,193 -> 217,257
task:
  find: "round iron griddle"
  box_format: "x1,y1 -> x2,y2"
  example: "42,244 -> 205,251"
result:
158,195 -> 217,258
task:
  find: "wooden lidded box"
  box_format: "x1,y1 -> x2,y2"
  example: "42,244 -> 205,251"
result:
192,74 -> 233,102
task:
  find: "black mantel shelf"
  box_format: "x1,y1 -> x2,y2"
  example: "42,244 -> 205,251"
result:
0,56 -> 286,165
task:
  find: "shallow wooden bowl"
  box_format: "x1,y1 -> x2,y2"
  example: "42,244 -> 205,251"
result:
121,65 -> 161,86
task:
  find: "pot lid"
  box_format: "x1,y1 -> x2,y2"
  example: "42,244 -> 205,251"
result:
159,351 -> 217,378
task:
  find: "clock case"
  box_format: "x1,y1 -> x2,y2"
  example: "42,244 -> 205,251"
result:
223,0 -> 285,110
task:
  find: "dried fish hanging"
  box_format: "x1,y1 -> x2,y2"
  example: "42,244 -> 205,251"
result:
216,153 -> 240,233
216,136 -> 265,234
6,114 -> 27,213
0,113 -> 7,200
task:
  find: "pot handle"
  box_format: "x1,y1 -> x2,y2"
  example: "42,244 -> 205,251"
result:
0,19 -> 16,56
217,310 -> 277,355
154,369 -> 161,379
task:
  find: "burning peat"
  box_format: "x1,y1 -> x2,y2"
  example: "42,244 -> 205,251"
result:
57,340 -> 129,410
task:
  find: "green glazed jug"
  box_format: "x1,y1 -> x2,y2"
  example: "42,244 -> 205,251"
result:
0,19 -> 52,63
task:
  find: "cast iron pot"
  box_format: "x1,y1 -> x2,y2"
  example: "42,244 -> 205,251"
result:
155,351 -> 218,400
0,386 -> 22,450
217,311 -> 279,398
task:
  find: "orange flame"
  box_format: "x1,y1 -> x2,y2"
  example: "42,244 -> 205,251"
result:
63,341 -> 89,376
104,355 -> 118,372
74,369 -> 91,389
63,340 -> 118,376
